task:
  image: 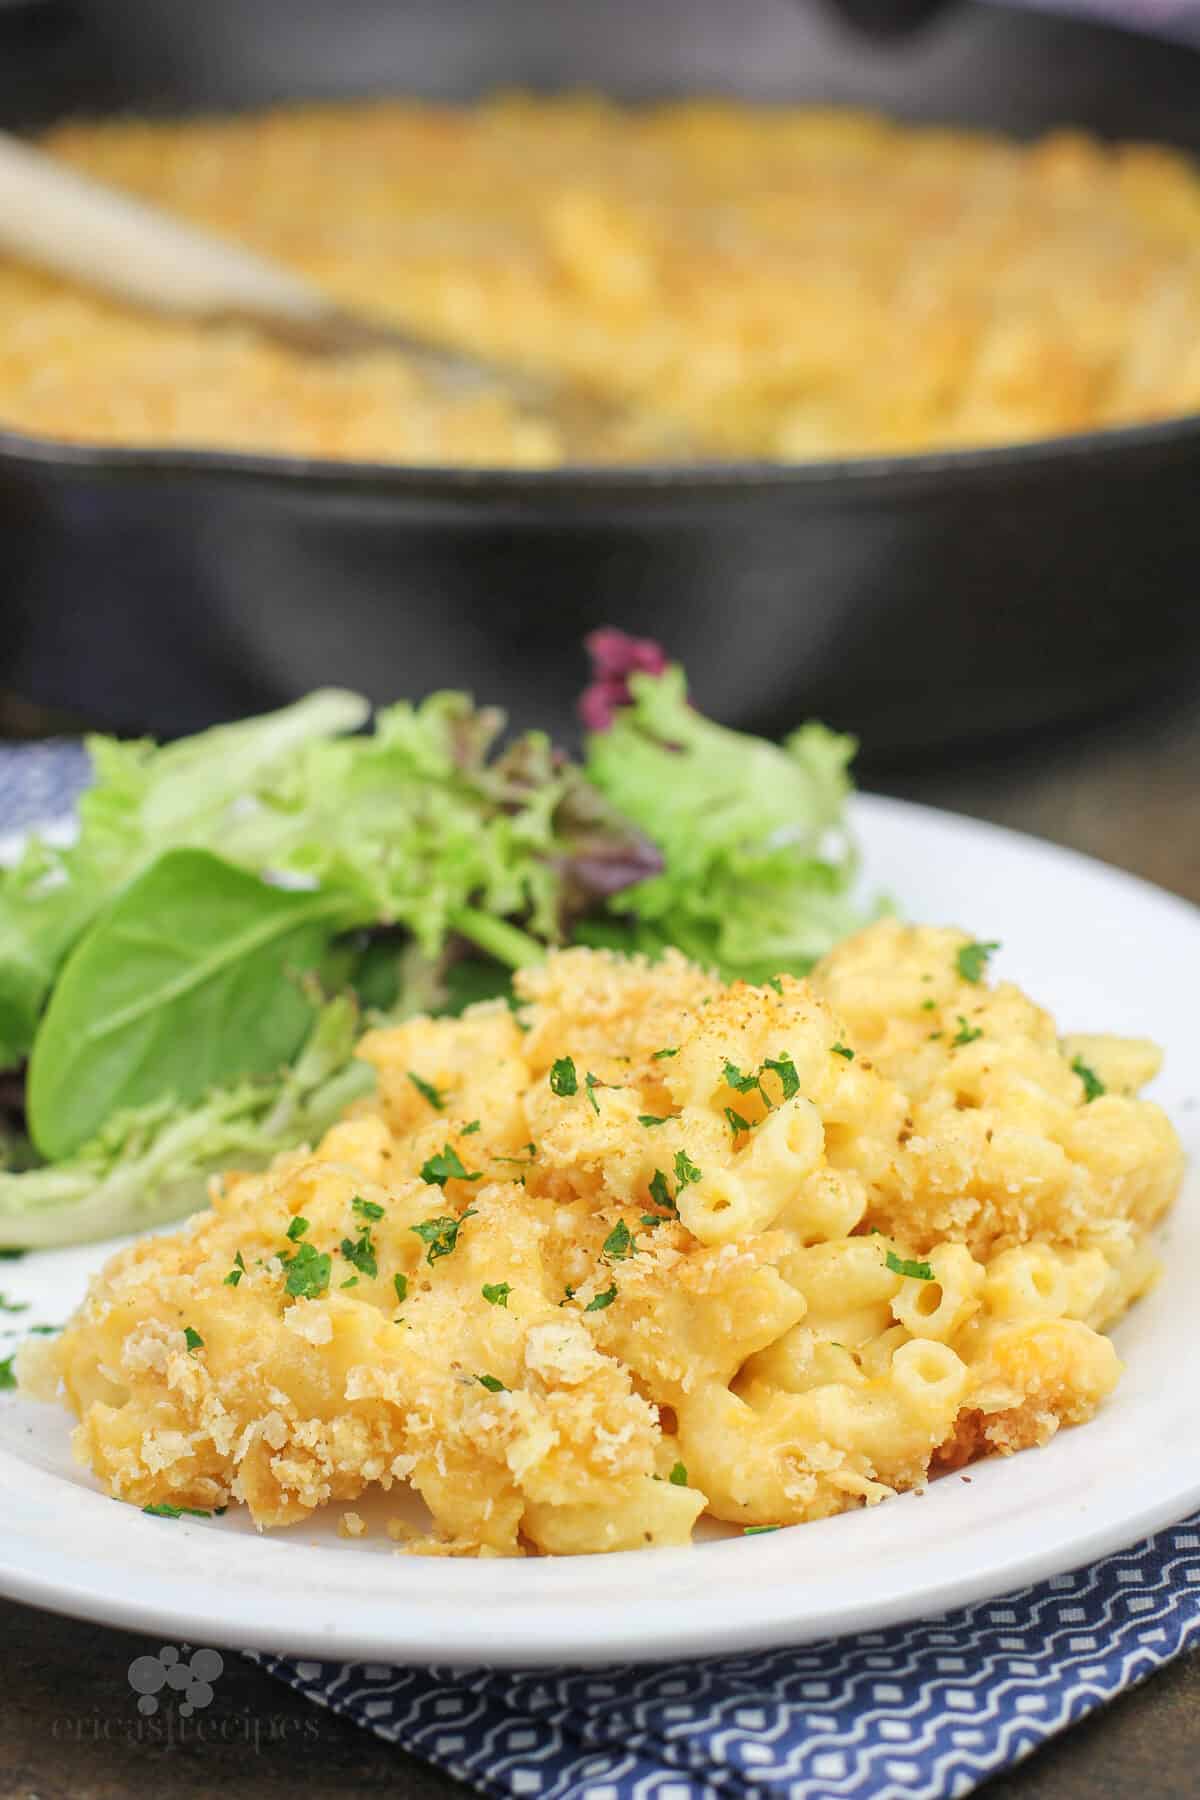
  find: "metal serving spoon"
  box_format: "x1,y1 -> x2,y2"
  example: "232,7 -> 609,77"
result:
0,127 -> 685,459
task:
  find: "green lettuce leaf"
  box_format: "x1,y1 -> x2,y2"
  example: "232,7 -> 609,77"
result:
0,995 -> 373,1250
0,689 -> 369,1069
584,664 -> 868,981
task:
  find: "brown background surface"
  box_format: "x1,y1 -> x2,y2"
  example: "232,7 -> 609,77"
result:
2,680 -> 1198,1798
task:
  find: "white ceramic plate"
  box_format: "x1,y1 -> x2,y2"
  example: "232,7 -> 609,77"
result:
1,794 -> 1196,1666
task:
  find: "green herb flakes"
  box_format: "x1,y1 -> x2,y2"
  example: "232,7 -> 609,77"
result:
142,1502 -> 213,1520
285,1215 -> 309,1241
352,1196 -> 385,1222
674,1149 -> 702,1189
461,1120 -> 482,1135
477,1373 -> 507,1393
724,1107 -> 752,1137
410,1209 -> 477,1266
648,1169 -> 678,1213
407,1071 -> 446,1110
669,1461 -> 688,1486
956,940 -> 1000,985
482,1281 -> 512,1308
183,1326 -> 204,1353
652,1047 -> 679,1061
585,1283 -> 618,1312
0,1354 -> 15,1389
638,1114 -> 671,1128
585,1071 -> 604,1115
393,1272 -> 409,1304
0,1294 -> 28,1314
722,1060 -> 761,1096
885,1249 -> 935,1281
830,1043 -> 854,1062
224,1250 -> 246,1288
602,1219 -> 637,1262
549,1057 -> 578,1097
763,1052 -> 801,1098
766,976 -> 784,995
1072,1055 -> 1106,1103
419,1144 -> 482,1189
952,1016 -> 983,1047
281,1241 -> 332,1300
744,1525 -> 780,1535
340,1227 -> 378,1281
920,998 -> 936,1012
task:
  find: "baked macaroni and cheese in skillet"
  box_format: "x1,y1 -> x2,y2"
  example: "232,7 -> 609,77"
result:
5,99 -> 1200,463
22,923 -> 1182,1555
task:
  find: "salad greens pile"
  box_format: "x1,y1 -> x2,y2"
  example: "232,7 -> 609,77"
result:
0,636 -> 868,1248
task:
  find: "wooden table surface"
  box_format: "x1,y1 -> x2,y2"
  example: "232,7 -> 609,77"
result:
2,682 -> 1198,1799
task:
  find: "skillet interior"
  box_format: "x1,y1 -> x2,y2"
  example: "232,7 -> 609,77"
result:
2,0 -> 1200,755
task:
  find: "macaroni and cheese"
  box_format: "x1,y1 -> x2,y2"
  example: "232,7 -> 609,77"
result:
4,100 -> 1200,463
24,925 -> 1183,1554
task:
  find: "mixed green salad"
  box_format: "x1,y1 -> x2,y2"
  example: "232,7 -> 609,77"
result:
0,632 -> 867,1249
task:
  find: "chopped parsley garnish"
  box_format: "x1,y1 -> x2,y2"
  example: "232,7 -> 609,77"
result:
407,1071 -> 446,1110
281,1241 -> 332,1300
885,1250 -> 935,1281
956,940 -> 1000,985
477,1373 -> 508,1393
585,1071 -> 604,1115
723,1059 -> 762,1096
640,1213 -> 666,1229
830,1043 -> 854,1062
763,1052 -> 801,1097
482,1281 -> 512,1308
342,1276 -> 360,1289
766,976 -> 784,995
143,1502 -> 213,1520
744,1525 -> 780,1535
921,998 -> 937,1012
394,1273 -> 409,1304
0,1294 -> 28,1315
638,1114 -> 672,1128
410,1208 -> 477,1266
585,1283 -> 618,1312
652,1046 -> 679,1060
725,1107 -> 752,1137
0,1249 -> 25,1260
224,1250 -> 246,1288
285,1215 -> 309,1241
952,1016 -> 983,1047
674,1149 -> 702,1189
183,1326 -> 204,1353
602,1219 -> 637,1262
669,1461 -> 688,1486
340,1227 -> 378,1281
419,1144 -> 482,1188
648,1169 -> 677,1213
0,1354 -> 15,1389
352,1196 -> 384,1222
461,1120 -> 482,1135
27,1324 -> 61,1336
549,1056 -> 578,1097
561,1283 -> 577,1304
1072,1055 -> 1106,1103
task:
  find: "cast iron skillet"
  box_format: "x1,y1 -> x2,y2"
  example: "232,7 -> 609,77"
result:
2,0 -> 1200,761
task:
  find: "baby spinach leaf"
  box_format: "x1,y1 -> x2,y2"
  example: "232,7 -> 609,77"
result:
26,848 -> 349,1161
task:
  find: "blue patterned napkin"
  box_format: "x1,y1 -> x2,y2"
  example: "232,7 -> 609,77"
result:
251,1520 -> 1200,1798
4,742 -> 1199,1800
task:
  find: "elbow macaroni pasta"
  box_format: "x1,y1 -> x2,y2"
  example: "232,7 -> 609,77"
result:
26,923 -> 1184,1556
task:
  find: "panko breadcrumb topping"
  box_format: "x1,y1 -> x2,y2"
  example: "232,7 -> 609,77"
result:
27,928 -> 1182,1555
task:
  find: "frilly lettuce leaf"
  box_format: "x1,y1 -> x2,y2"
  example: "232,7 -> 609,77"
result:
0,995 -> 372,1250
583,664 -> 869,981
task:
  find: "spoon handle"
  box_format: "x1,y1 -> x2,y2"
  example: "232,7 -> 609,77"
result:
0,126 -> 335,329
